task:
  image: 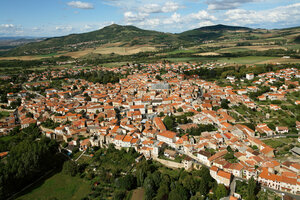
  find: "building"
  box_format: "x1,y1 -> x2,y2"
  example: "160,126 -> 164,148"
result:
157,131 -> 177,147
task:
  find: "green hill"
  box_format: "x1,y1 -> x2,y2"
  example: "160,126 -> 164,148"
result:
178,24 -> 252,42
1,24 -> 300,57
2,24 -> 186,56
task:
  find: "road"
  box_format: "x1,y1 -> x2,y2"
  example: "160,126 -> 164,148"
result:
22,86 -> 45,99
230,177 -> 237,196
260,134 -> 299,140
75,150 -> 86,162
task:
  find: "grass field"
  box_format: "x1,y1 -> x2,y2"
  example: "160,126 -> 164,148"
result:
166,56 -> 285,64
264,138 -> 298,149
166,57 -> 218,63
217,56 -> 278,64
216,47 -> 251,53
167,49 -> 198,55
17,172 -> 91,200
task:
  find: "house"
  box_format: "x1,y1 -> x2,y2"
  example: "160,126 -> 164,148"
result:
164,149 -> 177,160
182,156 -> 193,170
157,131 -> 177,147
153,117 -> 166,132
80,139 -> 91,151
255,124 -> 273,136
246,73 -> 254,80
197,150 -> 211,166
210,166 -> 232,187
258,168 -> 300,194
276,126 -> 289,134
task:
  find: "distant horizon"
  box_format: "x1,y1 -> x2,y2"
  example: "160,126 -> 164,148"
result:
0,23 -> 299,39
1,0 -> 300,37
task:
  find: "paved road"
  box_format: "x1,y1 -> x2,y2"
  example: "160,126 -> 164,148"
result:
22,86 -> 45,99
229,177 -> 237,196
260,134 -> 299,140
75,150 -> 86,162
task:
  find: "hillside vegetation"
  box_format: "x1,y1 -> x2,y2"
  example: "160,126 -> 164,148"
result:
0,24 -> 299,59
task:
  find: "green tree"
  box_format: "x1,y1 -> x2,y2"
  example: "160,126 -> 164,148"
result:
113,190 -> 126,200
168,184 -> 189,200
163,115 -> 175,130
155,183 -> 169,200
221,99 -> 229,109
215,184 -> 228,200
247,177 -> 257,200
62,160 -> 78,176
116,174 -> 137,190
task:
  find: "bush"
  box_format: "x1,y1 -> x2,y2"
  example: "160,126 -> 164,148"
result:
63,160 -> 78,176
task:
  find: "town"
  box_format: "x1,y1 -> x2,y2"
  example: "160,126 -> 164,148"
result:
0,61 -> 299,199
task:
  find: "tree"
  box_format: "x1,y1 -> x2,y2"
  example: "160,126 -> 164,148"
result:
215,184 -> 228,200
116,174 -> 137,190
177,107 -> 183,112
168,184 -> 189,200
63,160 -> 78,176
156,75 -> 163,80
221,99 -> 229,109
247,177 -> 257,200
144,175 -> 156,200
113,190 -> 126,200
156,183 -> 169,200
163,115 -> 175,131
182,175 -> 198,195
190,192 -> 205,200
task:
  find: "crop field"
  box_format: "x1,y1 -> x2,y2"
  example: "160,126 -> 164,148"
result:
217,56 -> 279,64
65,44 -> 157,58
167,49 -> 198,55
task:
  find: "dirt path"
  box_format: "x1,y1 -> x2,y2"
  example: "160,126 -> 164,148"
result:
131,188 -> 145,200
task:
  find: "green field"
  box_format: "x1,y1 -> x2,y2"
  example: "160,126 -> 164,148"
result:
216,47 -> 251,53
165,57 -> 218,63
165,56 -> 279,64
36,53 -> 61,58
217,56 -> 278,64
17,172 -> 91,200
264,138 -> 298,149
167,49 -> 198,55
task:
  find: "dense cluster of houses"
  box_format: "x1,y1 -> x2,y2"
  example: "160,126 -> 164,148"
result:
0,63 -> 299,195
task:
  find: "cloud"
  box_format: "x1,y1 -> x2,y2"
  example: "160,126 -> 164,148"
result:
55,25 -> 73,32
189,10 -> 217,21
1,24 -> 14,28
163,13 -> 182,24
124,11 -> 149,23
138,19 -> 160,28
0,24 -> 24,36
67,1 -> 94,9
140,2 -> 181,14
224,3 -> 300,27
206,0 -> 257,10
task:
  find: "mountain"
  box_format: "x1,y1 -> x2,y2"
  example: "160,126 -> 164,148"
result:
1,24 -> 300,57
191,24 -> 250,31
2,24 -> 186,56
0,37 -> 44,51
178,24 -> 252,42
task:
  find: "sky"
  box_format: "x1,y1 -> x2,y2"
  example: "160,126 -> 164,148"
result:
0,0 -> 300,37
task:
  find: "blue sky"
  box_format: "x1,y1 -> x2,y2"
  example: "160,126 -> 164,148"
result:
0,0 -> 300,37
